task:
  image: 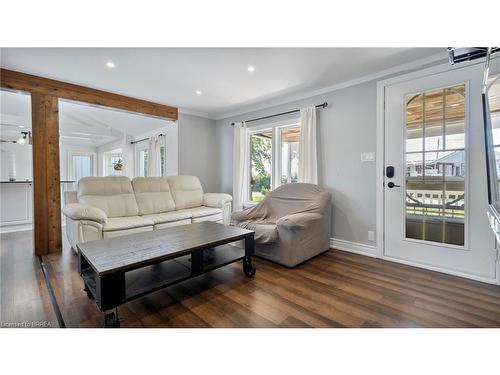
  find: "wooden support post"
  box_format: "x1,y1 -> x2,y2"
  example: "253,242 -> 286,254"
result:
31,93 -> 62,255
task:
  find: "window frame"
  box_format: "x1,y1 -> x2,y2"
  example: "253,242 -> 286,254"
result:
103,148 -> 123,177
246,118 -> 301,204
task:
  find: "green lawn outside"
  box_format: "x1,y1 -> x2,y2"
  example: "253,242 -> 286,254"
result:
251,192 -> 265,202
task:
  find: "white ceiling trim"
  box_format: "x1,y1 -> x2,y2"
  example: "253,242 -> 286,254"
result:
211,52 -> 447,121
178,108 -> 215,120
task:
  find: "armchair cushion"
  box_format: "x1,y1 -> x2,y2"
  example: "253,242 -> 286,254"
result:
277,212 -> 323,230
62,203 -> 108,224
203,193 -> 232,208
237,221 -> 279,243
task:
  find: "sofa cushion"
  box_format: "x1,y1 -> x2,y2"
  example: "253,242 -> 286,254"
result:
141,210 -> 192,225
167,176 -> 204,210
102,216 -> 154,232
177,206 -> 222,223
132,177 -> 176,215
178,206 -> 221,217
155,219 -> 192,230
78,176 -> 139,218
192,214 -> 222,223
103,226 -> 154,239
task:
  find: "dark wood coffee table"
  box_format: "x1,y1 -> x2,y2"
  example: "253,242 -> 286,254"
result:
76,221 -> 255,327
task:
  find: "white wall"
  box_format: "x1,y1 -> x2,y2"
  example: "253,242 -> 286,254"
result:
216,80 -> 379,246
178,113 -> 218,192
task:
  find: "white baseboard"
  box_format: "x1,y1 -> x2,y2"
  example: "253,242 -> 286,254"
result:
1,222 -> 66,234
0,224 -> 33,234
330,238 -> 377,258
329,237 -> 498,285
382,255 -> 499,285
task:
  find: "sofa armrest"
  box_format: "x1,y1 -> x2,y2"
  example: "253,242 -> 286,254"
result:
62,203 -> 107,224
276,212 -> 322,230
203,193 -> 232,208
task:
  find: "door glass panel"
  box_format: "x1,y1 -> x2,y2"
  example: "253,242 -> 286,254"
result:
405,84 -> 466,246
406,152 -> 424,178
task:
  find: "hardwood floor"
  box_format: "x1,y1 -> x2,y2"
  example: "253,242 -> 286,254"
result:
2,230 -> 500,328
0,231 -> 58,327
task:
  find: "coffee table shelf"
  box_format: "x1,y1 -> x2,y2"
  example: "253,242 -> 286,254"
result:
77,222 -> 255,327
124,245 -> 245,300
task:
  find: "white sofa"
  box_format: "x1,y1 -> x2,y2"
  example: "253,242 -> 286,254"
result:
62,175 -> 232,252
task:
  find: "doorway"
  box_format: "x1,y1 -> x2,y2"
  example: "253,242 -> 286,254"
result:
380,60 -> 500,283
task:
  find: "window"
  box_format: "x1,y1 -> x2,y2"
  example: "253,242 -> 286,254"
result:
250,130 -> 272,202
104,149 -> 123,176
488,76 -> 500,196
248,122 -> 301,202
160,145 -> 166,176
137,148 -> 148,177
280,126 -> 300,184
135,144 -> 166,177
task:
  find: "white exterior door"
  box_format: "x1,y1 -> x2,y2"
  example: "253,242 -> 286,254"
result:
383,62 -> 499,282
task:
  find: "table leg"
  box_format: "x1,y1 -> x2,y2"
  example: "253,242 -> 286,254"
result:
191,249 -> 204,275
104,308 -> 120,328
243,233 -> 256,277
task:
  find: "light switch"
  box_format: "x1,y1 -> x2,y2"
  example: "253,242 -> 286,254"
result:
361,152 -> 375,162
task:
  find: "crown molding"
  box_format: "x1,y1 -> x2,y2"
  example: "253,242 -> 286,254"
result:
178,108 -> 216,120
213,52 -> 447,121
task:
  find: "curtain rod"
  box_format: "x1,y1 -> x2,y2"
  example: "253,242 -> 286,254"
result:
130,133 -> 164,145
231,102 -> 328,126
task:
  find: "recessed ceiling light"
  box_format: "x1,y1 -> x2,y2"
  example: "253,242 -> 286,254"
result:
195,90 -> 202,95
19,125 -> 25,128
106,61 -> 115,68
247,66 -> 255,72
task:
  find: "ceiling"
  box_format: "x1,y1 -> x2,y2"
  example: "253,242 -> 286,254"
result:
0,48 -> 444,119
0,90 -> 170,147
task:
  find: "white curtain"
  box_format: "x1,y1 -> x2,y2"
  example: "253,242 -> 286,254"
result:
232,122 -> 249,211
298,107 -> 318,184
148,135 -> 165,177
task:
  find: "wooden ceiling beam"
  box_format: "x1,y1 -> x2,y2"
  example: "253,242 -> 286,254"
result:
0,68 -> 178,120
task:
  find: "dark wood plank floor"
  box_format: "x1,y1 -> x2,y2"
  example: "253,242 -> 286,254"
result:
2,230 -> 500,328
0,231 -> 58,328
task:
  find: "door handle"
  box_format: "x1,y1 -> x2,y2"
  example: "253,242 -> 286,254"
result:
387,182 -> 400,188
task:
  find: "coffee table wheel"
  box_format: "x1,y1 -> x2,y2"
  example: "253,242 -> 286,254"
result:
243,257 -> 256,277
83,286 -> 94,300
104,311 -> 120,328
